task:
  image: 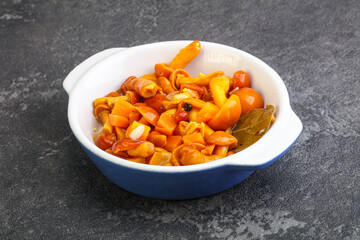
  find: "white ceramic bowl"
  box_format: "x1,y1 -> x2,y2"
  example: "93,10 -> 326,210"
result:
63,41 -> 302,199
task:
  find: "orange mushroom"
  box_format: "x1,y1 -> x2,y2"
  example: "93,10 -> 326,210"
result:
207,94 -> 242,131
155,63 -> 173,79
169,40 -> 201,69
158,76 -> 176,94
206,131 -> 238,148
121,76 -> 160,98
177,71 -> 224,86
127,142 -> 155,158
125,91 -> 141,104
169,69 -> 190,90
180,145 -> 206,165
112,139 -> 145,154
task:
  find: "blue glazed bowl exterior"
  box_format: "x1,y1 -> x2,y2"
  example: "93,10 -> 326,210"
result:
81,133 -> 301,199
82,144 -> 254,200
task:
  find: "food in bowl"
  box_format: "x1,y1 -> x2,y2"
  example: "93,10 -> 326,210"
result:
64,40 -> 302,199
92,41 -> 275,166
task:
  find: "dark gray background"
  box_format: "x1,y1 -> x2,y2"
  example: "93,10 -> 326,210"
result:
1,0 -> 359,239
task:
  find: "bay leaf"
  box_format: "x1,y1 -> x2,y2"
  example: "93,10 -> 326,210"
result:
232,105 -> 275,152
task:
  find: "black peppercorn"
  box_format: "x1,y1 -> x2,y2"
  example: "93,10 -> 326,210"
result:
183,103 -> 192,111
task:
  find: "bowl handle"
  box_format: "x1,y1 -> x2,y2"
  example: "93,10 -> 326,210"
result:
63,48 -> 126,94
226,107 -> 303,171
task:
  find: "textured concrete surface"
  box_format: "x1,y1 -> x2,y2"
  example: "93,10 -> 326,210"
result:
1,0 -> 359,239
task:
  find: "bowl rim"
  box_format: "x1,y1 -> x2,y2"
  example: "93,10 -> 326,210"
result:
65,40 -> 302,173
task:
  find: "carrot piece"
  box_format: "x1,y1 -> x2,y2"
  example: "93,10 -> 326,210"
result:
109,114 -> 129,128
163,135 -> 183,152
149,151 -> 172,166
201,144 -> 216,155
111,100 -> 135,118
155,109 -> 177,136
182,132 -> 205,145
152,134 -> 167,148
169,40 -> 201,69
155,127 -> 172,136
136,105 -> 160,126
149,133 -> 174,149
147,131 -> 167,148
147,130 -> 161,141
